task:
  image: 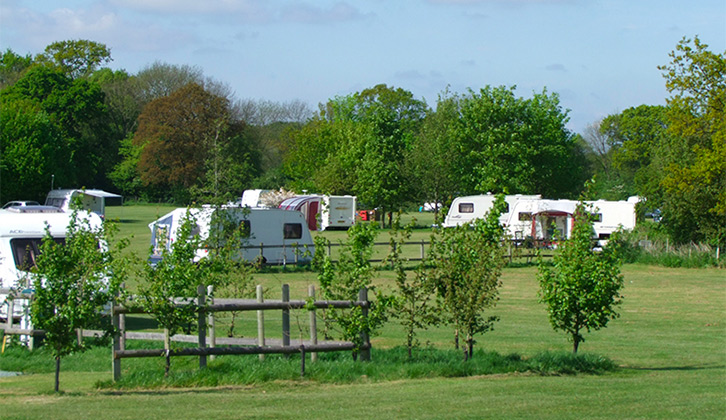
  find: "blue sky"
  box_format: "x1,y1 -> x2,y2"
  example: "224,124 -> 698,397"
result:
1,0 -> 724,133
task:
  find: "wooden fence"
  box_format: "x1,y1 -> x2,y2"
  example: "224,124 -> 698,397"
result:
1,285 -> 370,380
111,284 -> 369,381
250,238 -> 554,266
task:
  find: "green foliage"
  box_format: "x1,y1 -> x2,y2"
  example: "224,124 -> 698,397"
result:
37,39 -> 112,79
1,64 -> 114,192
28,211 -> 127,391
430,194 -> 507,359
538,201 -> 625,353
387,214 -> 441,358
0,48 -> 34,88
0,100 -> 70,202
137,210 -> 206,340
313,222 -> 392,354
455,86 -> 586,198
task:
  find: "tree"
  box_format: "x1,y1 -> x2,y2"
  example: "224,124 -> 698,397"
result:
406,90 -> 461,220
538,201 -> 625,353
430,195 -> 507,359
388,214 -> 440,358
38,39 -> 112,79
0,100 -> 71,202
138,210 -> 206,375
600,105 -> 669,200
28,212 -> 126,392
134,83 -> 259,202
1,65 -> 113,194
657,36 -> 726,246
0,48 -> 35,89
312,222 -> 391,358
455,86 -> 586,198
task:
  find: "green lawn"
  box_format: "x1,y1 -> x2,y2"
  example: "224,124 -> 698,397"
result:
1,205 -> 724,419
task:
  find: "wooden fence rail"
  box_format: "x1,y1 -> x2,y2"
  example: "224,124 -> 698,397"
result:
110,284 -> 370,381
231,238 -> 553,265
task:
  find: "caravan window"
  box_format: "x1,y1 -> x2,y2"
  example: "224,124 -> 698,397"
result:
518,212 -> 532,221
590,213 -> 603,222
10,238 -> 65,271
283,223 -> 303,239
459,203 -> 474,213
239,220 -> 251,238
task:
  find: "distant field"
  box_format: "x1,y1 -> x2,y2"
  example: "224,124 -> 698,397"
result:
1,205 -> 724,419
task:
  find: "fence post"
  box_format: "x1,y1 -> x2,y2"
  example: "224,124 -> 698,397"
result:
359,287 -> 370,362
197,284 -> 207,369
256,285 -> 265,361
111,303 -> 121,381
308,285 -> 318,363
259,243 -> 264,261
207,285 -> 216,361
282,284 -> 290,353
420,240 -> 425,260
119,283 -> 126,352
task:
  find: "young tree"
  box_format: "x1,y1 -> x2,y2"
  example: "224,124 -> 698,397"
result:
138,210 -> 207,375
313,222 -> 391,359
430,195 -> 507,360
538,201 -> 625,353
28,212 -> 127,392
387,214 -> 441,358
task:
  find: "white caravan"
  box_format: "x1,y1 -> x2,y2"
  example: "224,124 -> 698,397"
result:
321,195 -> 357,230
238,189 -> 271,208
505,196 -> 639,242
45,189 -> 122,219
505,199 -> 578,242
443,194 -> 542,228
148,207 -> 315,265
279,195 -> 356,231
586,196 -> 639,239
0,206 -> 103,331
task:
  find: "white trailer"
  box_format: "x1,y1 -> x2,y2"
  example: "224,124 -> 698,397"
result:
148,207 -> 315,265
321,195 -> 356,230
443,194 -> 542,228
45,189 -> 122,219
238,189 -> 271,208
279,195 -> 356,231
0,206 -> 103,334
505,196 -> 639,242
505,199 -> 578,242
587,196 -> 639,239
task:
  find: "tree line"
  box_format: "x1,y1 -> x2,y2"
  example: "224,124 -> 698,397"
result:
1,37 -> 723,246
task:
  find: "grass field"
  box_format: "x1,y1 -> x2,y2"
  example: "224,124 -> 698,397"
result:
1,205 -> 724,419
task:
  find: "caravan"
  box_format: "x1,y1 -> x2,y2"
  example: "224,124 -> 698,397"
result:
45,189 -> 122,219
278,195 -> 356,231
505,196 -> 639,243
149,207 -> 315,265
0,206 -> 103,332
443,194 -> 542,228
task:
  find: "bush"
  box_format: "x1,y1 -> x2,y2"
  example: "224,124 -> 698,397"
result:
614,222 -> 723,268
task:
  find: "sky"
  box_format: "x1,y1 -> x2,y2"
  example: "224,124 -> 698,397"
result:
1,0 -> 724,133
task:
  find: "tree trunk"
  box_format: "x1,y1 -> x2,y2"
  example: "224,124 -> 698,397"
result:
54,356 -> 61,393
454,328 -> 459,350
467,335 -> 474,360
